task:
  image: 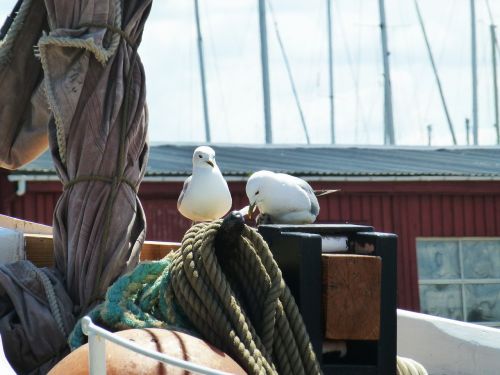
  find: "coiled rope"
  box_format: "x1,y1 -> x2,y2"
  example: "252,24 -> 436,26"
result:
168,221 -> 321,375
397,356 -> 428,375
69,220 -> 321,375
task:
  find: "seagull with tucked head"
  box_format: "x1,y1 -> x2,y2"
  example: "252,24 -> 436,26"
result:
177,146 -> 232,222
245,170 -> 338,224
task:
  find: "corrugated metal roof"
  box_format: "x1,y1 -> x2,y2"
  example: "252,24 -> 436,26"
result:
10,144 -> 500,178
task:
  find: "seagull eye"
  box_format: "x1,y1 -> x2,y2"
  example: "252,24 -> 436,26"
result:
198,155 -> 203,158
255,191 -> 260,195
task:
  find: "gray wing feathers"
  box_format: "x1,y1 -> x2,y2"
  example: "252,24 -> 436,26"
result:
296,179 -> 320,216
177,175 -> 192,209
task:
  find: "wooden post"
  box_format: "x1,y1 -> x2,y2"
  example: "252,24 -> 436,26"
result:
322,254 -> 382,340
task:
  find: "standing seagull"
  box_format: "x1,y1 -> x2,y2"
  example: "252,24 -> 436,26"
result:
177,146 -> 232,222
246,170 -> 338,224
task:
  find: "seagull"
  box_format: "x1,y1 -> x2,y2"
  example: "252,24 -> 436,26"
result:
177,146 -> 232,222
245,170 -> 338,224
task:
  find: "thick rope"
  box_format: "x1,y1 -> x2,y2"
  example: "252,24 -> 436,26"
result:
397,356 -> 428,375
168,221 -> 322,375
31,265 -> 67,338
62,175 -> 138,193
0,0 -> 33,66
68,221 -> 321,375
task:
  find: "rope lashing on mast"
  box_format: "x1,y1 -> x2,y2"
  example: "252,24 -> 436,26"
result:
69,219 -> 321,375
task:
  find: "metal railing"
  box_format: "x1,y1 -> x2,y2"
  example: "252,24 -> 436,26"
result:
81,316 -> 232,375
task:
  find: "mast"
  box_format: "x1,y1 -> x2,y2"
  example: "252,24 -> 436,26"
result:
491,24 -> 500,144
378,0 -> 395,145
0,0 -> 22,40
258,0 -> 272,144
414,0 -> 457,145
470,0 -> 478,145
465,118 -> 471,145
194,0 -> 211,142
326,0 -> 335,144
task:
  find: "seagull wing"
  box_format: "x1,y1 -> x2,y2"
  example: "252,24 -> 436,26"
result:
295,178 -> 320,216
177,175 -> 192,210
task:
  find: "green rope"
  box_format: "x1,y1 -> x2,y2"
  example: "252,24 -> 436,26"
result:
68,255 -> 192,349
69,220 -> 321,375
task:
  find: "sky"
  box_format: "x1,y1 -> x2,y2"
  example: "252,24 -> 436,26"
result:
1,0 -> 500,146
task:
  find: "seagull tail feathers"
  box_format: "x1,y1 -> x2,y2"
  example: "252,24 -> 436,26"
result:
314,189 -> 340,197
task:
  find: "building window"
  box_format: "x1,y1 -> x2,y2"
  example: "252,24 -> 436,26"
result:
416,238 -> 500,327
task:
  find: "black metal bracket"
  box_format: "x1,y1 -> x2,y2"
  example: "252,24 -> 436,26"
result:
258,224 -> 398,375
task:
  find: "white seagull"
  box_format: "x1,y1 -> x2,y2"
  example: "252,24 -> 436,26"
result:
245,170 -> 338,224
177,146 -> 232,222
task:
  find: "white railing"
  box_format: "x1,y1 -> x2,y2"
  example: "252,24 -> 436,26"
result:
81,316 -> 232,375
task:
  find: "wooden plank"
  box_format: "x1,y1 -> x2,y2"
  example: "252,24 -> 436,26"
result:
25,234 -> 54,268
140,241 -> 180,261
22,233 -> 180,268
322,254 -> 381,340
0,214 -> 52,235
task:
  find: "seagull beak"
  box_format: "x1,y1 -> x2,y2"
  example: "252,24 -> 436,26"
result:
206,160 -> 215,167
248,202 -> 256,219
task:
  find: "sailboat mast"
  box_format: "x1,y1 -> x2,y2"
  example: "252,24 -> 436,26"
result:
470,0 -> 478,145
258,0 -> 273,144
326,0 -> 335,144
194,0 -> 211,142
378,0 -> 395,145
491,24 -> 500,144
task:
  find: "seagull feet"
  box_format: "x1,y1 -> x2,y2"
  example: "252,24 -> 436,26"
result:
256,213 -> 273,225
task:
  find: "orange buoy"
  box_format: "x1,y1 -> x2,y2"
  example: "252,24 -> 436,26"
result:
48,328 -> 246,375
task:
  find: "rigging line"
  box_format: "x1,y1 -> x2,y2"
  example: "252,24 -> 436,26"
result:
305,1 -> 324,101
423,0 -> 455,120
333,0 -> 370,132
266,0 -> 311,144
354,0 -> 363,143
485,13 -> 500,142
194,0 -> 211,142
396,0 -> 422,131
483,24 -> 493,121
203,1 -> 230,135
486,0 -> 495,23
414,0 -> 457,145
229,2 -> 260,128
485,0 -> 500,55
422,0 -> 454,126
188,16 -> 195,140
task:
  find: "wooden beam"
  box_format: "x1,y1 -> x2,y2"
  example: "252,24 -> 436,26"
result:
140,241 -> 180,261
0,214 -> 52,235
322,254 -> 381,340
24,234 -> 54,268
21,234 -> 180,268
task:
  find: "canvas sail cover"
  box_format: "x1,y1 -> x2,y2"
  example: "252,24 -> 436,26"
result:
0,0 -> 151,372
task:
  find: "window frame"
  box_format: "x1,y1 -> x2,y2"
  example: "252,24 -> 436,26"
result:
417,237 -> 500,327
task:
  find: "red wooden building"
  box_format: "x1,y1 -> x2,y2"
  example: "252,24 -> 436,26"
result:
1,145 -> 500,324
